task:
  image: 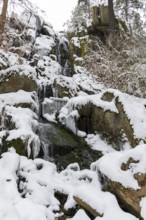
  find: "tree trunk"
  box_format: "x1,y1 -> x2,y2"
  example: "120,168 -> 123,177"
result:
108,0 -> 116,31
0,0 -> 9,45
108,0 -> 118,47
125,0 -> 128,21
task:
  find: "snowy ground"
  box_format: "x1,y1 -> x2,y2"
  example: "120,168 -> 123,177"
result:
0,149 -> 140,220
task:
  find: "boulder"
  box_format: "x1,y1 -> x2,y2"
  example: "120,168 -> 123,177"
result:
0,91 -> 39,158
0,106 -> 40,158
97,144 -> 146,218
59,89 -> 146,150
53,76 -> 79,98
0,66 -> 37,94
38,122 -> 101,170
41,24 -> 56,37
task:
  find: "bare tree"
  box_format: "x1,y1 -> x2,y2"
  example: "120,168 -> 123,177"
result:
108,0 -> 116,31
0,0 -> 9,45
107,0 -> 119,46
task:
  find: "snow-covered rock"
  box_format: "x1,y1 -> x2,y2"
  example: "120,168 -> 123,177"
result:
95,144 -> 146,218
59,89 -> 146,150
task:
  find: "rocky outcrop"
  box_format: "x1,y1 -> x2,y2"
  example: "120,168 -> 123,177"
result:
0,91 -> 39,158
53,75 -> 79,98
0,66 -> 37,94
97,145 -> 146,218
59,90 -> 146,150
0,74 -> 37,94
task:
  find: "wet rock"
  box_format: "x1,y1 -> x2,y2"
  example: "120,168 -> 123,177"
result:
1,136 -> 28,157
38,121 -> 101,170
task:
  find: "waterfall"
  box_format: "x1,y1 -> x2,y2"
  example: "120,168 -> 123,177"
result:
38,122 -> 54,162
57,36 -> 69,68
42,97 -> 68,116
52,85 -> 58,97
41,141 -> 49,161
37,36 -> 71,162
57,35 -> 74,76
38,83 -> 68,161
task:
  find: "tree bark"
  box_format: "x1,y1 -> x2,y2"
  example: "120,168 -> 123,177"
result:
108,0 -> 116,31
125,0 -> 128,21
108,0 -> 118,47
0,0 -> 9,45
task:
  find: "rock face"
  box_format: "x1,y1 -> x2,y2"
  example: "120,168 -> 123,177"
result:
59,89 -> 146,150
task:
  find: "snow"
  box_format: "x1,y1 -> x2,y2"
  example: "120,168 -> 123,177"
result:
37,56 -> 62,79
0,129 -> 143,220
71,37 -> 81,48
140,197 -> 146,220
5,106 -> 40,158
0,90 -> 40,158
59,92 -> 118,135
0,1 -> 145,219
0,65 -> 37,82
59,89 -> 146,143
90,0 -> 108,6
42,25 -> 56,37
74,185 -> 137,220
104,89 -> 146,140
34,35 -> 56,55
73,73 -> 105,93
0,90 -> 38,111
67,209 -> 91,220
97,144 -> 146,189
86,134 -> 115,154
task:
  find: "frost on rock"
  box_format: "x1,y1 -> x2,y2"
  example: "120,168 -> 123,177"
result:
0,91 -> 40,158
33,35 -> 56,57
85,134 -> 115,154
0,65 -> 37,82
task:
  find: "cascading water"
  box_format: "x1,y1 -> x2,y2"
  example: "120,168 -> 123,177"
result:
37,34 -> 75,163
38,122 -> 54,161
57,36 -> 69,68
57,35 -> 74,76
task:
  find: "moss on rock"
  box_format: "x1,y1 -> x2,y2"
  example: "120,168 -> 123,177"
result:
2,136 -> 27,156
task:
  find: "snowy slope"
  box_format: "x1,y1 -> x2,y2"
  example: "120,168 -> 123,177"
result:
0,0 -> 145,219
